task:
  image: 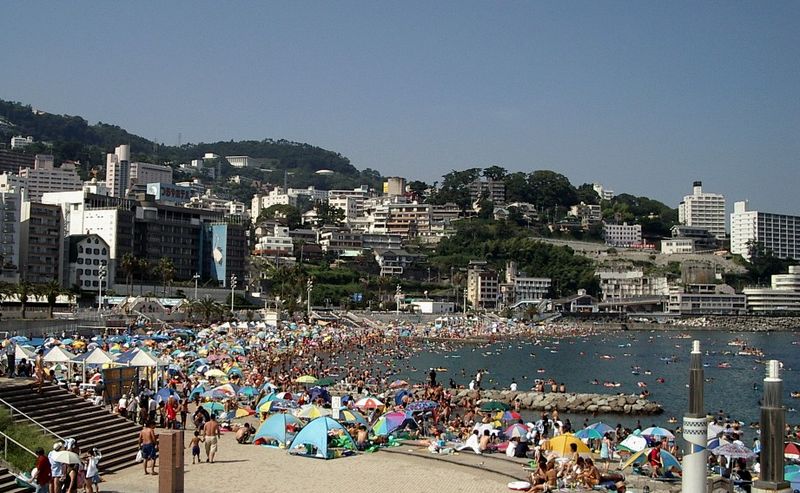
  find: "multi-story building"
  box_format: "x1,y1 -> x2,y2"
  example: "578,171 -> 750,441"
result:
10,136 -> 34,149
251,189 -> 297,221
105,144 -> 130,197
467,260 -> 499,309
505,261 -> 551,304
362,233 -> 403,251
67,234 -> 112,292
225,155 -> 271,168
678,181 -> 726,240
669,225 -> 719,252
469,178 -> 505,206
667,284 -> 746,315
0,149 -> 35,175
203,221 -> 247,288
730,200 -> 800,260
596,268 -> 668,301
14,155 -> 83,202
19,201 -> 63,284
743,265 -> 800,313
661,238 -> 696,255
373,248 -> 424,277
0,190 -> 22,281
318,229 -> 363,254
253,224 -> 294,258
593,183 -> 615,201
129,162 -> 172,194
383,177 -> 406,196
327,186 -> 370,222
146,182 -> 196,206
603,222 -> 642,247
568,202 -> 602,226
386,202 -> 431,238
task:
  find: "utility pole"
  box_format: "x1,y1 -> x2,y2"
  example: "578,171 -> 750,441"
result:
395,284 -> 402,315
98,264 -> 107,313
306,278 -> 313,316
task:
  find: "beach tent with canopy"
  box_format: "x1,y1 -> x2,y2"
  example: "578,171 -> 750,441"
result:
254,413 -> 302,447
621,447 -> 681,475
288,416 -> 355,459
15,345 -> 34,361
545,433 -> 591,457
44,346 -> 76,363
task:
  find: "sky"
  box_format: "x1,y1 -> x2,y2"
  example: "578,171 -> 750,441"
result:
2,1 -> 799,214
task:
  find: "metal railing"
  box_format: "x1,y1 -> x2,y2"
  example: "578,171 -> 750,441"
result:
0,397 -> 65,441
0,430 -> 36,461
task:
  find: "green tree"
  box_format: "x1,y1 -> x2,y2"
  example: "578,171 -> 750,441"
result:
257,204 -> 302,229
483,165 -> 507,181
120,253 -> 137,296
39,280 -> 64,318
313,201 -> 345,226
155,257 -> 175,296
15,282 -> 34,319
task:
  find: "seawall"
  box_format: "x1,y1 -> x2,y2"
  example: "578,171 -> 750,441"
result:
446,389 -> 663,415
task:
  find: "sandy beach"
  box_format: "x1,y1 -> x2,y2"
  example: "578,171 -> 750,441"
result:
105,432 -> 509,493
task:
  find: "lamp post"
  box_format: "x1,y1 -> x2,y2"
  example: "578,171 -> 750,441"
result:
681,340 -> 706,493
306,278 -> 313,316
395,284 -> 402,315
98,264 -> 107,313
193,273 -> 200,300
230,274 -> 237,315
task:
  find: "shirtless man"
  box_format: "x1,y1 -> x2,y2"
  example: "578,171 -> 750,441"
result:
478,429 -> 491,452
203,415 -> 221,463
138,421 -> 157,475
355,425 -> 369,451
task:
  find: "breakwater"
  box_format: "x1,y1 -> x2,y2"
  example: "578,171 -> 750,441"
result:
445,389 -> 663,415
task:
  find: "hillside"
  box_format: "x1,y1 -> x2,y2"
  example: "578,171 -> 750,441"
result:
0,99 -> 377,190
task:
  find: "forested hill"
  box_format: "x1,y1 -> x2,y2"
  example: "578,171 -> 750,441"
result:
0,99 -> 370,188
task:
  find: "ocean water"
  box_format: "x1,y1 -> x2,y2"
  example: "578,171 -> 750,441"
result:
395,329 -> 800,429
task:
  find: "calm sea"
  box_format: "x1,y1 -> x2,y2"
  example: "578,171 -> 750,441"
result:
395,329 -> 800,430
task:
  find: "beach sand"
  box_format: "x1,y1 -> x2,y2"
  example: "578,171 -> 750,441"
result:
105,433 -> 508,493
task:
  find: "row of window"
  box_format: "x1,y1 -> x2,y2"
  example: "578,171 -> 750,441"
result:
77,258 -> 106,265
78,246 -> 107,255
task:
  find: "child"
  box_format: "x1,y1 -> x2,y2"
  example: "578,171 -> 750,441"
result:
84,447 -> 102,493
190,431 -> 204,464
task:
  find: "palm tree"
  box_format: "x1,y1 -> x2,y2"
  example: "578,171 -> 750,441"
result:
196,296 -> 222,323
155,257 -> 175,296
120,253 -> 137,296
136,258 -> 149,296
39,280 -> 64,318
16,281 -> 34,319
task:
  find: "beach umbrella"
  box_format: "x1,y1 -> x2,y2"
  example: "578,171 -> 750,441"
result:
394,389 -> 412,406
210,383 -> 239,398
621,447 -> 681,471
406,400 -> 438,412
315,377 -> 335,387
372,411 -> 410,436
708,422 -> 725,438
155,387 -> 179,404
545,433 -> 591,457
259,399 -> 299,413
233,407 -> 255,419
479,400 -> 509,412
338,409 -> 367,426
785,442 -> 800,460
505,424 -> 529,440
389,379 -> 409,389
204,369 -> 227,379
617,435 -> 648,453
295,404 -> 331,419
500,410 -> 522,422
237,386 -> 257,397
574,428 -> 604,440
308,386 -> 331,403
587,422 -> 615,436
202,402 -> 225,414
641,426 -> 675,439
295,375 -> 317,384
354,397 -> 384,410
707,437 -> 721,450
51,451 -> 81,464
712,443 -> 756,460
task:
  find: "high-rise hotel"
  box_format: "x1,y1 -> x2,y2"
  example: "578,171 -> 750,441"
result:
730,201 -> 800,260
678,181 -> 726,240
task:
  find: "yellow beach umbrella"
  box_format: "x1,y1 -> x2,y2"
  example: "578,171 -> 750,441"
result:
294,404 -> 331,419
295,375 -> 317,384
545,433 -> 591,457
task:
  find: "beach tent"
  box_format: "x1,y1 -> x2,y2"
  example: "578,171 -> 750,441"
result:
288,416 -> 355,459
621,447 -> 681,472
44,346 -> 76,363
254,413 -> 302,447
545,433 -> 591,457
15,345 -> 34,361
617,435 -> 647,453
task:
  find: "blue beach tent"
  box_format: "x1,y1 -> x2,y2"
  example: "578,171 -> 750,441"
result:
254,413 -> 302,447
288,416 -> 355,459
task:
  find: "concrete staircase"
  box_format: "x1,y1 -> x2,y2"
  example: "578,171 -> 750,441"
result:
0,466 -> 27,493
0,383 -> 140,473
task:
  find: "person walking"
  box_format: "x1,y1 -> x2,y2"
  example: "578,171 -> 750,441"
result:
5,338 -> 15,378
137,421 -> 157,475
202,415 -> 220,463
32,447 -> 51,493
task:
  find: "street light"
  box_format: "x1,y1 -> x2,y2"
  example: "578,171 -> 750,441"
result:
98,264 -> 107,313
230,274 -> 237,315
395,284 -> 403,315
306,278 -> 313,316
193,273 -> 200,300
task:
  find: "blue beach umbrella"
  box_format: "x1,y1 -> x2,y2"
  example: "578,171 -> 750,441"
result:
575,428 -> 604,440
156,387 -> 179,403
587,422 -> 615,436
238,386 -> 257,397
394,389 -> 412,406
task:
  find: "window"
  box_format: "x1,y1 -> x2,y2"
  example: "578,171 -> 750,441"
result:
78,246 -> 83,253
77,258 -> 83,265
77,269 -> 83,275
92,281 -> 98,287
101,248 -> 107,255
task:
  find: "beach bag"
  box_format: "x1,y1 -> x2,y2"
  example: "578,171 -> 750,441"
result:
134,449 -> 143,463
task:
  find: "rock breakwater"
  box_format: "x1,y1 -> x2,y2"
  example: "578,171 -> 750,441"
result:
445,389 -> 663,415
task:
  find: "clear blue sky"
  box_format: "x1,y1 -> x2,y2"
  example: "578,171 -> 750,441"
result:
2,1 -> 798,213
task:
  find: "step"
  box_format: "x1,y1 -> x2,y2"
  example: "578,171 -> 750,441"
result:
50,419 -> 137,439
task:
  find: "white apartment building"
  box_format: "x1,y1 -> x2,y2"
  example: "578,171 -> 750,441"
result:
467,261 -> 499,309
14,155 -> 83,202
730,200 -> 800,261
568,202 -> 602,225
67,234 -> 112,292
661,238 -> 695,255
603,222 -> 642,247
593,183 -> 615,201
10,136 -> 34,149
251,189 -> 297,221
743,266 -> 800,313
287,186 -> 328,202
328,195 -> 361,222
678,181 -> 726,240
129,162 -> 172,190
105,145 -> 130,197
225,155 -> 270,168
668,289 -> 747,315
81,208 -> 123,260
505,261 -> 551,303
253,225 -> 294,258
596,268 -> 668,301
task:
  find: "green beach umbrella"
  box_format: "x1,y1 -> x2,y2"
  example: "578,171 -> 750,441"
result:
479,400 -> 509,412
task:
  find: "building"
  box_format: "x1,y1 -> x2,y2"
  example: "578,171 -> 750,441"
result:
225,155 -> 271,168
596,268 -> 668,301
129,162 -> 172,194
328,195 -> 362,223
408,300 -> 455,314
361,233 -> 403,251
504,261 -> 551,306
373,248 -> 424,277
678,181 -> 726,240
0,149 -> 34,175
743,265 -> 800,313
669,225 -> 719,252
318,229 -> 363,254
730,200 -> 800,261
146,182 -> 196,206
67,234 -> 112,292
383,177 -> 406,196
568,202 -> 602,226
253,224 -> 294,258
19,201 -> 63,284
466,260 -> 499,309
105,144 -> 130,197
593,183 -> 615,201
203,222 -> 247,287
14,155 -> 83,202
10,136 -> 34,149
386,202 -> 432,238
251,189 -> 297,221
603,222 -> 642,247
667,284 -> 746,315
0,190 -> 22,281
468,179 -> 505,206
661,238 -> 695,255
